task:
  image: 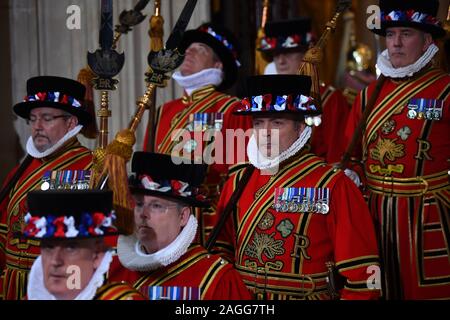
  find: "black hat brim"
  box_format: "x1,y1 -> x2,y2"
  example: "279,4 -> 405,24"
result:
371,21 -> 446,39
233,110 -> 321,117
179,30 -> 238,90
258,45 -> 309,55
15,231 -> 119,241
129,186 -> 210,208
13,101 -> 92,126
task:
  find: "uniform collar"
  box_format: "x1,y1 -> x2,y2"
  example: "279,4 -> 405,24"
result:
247,126 -> 312,174
181,85 -> 217,104
172,68 -> 223,97
26,124 -> 83,160
27,251 -> 113,300
376,43 -> 438,79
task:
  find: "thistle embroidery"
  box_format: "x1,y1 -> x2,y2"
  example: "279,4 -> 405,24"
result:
245,232 -> 285,264
370,138 -> 405,166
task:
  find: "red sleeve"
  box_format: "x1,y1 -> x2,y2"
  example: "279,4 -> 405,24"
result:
0,165 -> 20,272
326,174 -> 381,300
342,89 -> 367,184
311,88 -> 351,164
344,90 -> 364,161
208,265 -> 252,300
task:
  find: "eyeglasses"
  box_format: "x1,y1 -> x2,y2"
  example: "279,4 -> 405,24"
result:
27,114 -> 70,125
135,201 -> 179,214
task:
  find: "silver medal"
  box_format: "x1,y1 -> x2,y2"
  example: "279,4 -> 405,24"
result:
274,202 -> 282,212
288,202 -> 298,212
41,181 -> 50,191
316,202 -> 322,213
433,110 -> 441,120
183,139 -> 198,152
321,203 -> 329,214
407,109 -> 417,119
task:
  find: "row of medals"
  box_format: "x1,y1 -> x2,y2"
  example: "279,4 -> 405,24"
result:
41,170 -> 91,191
183,113 -> 224,153
273,199 -> 330,214
407,99 -> 443,120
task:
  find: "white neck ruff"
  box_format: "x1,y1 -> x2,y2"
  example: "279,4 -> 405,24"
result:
263,61 -> 278,75
26,124 -> 83,159
117,215 -> 198,272
376,43 -> 438,78
27,250 -> 113,300
247,126 -> 311,172
172,68 -> 224,96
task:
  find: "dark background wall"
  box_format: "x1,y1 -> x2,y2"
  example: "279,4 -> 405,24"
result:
0,0 -> 23,184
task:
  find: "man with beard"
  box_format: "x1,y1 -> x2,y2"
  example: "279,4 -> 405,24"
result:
108,152 -> 251,300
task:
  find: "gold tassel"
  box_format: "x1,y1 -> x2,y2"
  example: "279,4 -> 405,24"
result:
149,15 -> 164,52
254,0 -> 270,75
77,67 -> 98,139
298,47 -> 323,108
297,1 -> 351,108
102,129 -> 136,235
100,71 -> 155,235
254,27 -> 270,75
149,0 -> 164,52
89,148 -> 107,189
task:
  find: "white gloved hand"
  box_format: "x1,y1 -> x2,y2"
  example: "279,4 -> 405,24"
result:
344,169 -> 361,187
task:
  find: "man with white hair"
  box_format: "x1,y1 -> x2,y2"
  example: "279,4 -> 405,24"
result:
108,152 -> 251,300
0,76 -> 93,300
344,0 -> 450,299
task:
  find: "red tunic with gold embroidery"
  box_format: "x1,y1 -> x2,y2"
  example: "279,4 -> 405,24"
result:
310,84 -> 351,164
93,282 -> 146,300
213,152 -> 380,300
0,138 -> 92,300
143,86 -> 252,245
108,244 -> 251,300
345,67 -> 450,299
